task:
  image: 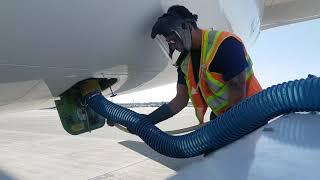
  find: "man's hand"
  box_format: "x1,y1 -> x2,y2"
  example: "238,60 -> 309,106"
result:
226,70 -> 246,107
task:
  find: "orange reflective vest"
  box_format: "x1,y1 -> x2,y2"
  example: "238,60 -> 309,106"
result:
180,29 -> 262,124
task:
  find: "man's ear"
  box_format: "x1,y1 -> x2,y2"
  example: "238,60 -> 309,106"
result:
181,22 -> 187,29
189,24 -> 196,33
182,22 -> 192,30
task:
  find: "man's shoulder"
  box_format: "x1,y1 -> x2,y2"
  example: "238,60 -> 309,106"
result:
207,29 -> 242,41
206,29 -> 231,34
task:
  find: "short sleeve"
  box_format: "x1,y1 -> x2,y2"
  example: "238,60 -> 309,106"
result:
209,37 -> 248,81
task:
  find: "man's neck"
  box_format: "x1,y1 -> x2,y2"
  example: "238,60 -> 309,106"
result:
191,28 -> 202,50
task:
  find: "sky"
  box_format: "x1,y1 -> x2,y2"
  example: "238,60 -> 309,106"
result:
112,18 -> 320,103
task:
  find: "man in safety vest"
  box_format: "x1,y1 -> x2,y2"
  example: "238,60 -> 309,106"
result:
147,5 -> 262,124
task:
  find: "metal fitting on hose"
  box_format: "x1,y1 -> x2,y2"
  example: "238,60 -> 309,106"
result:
80,79 -> 102,97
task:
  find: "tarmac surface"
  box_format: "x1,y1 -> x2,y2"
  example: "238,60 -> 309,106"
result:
0,107 -> 208,180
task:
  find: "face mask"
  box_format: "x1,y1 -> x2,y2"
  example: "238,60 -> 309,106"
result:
151,12 -> 196,67
173,25 -> 192,53
155,27 -> 192,67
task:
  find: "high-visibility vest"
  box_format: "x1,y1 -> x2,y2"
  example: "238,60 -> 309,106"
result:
180,29 -> 262,124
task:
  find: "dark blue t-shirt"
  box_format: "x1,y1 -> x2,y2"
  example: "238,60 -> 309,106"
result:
177,37 -> 248,85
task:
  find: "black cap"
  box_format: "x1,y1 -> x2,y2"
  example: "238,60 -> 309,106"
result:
167,5 -> 198,22
151,5 -> 197,39
151,13 -> 184,39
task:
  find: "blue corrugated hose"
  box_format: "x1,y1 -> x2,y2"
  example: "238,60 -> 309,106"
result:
85,78 -> 320,158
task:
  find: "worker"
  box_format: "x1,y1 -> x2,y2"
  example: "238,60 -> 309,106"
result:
147,5 -> 262,125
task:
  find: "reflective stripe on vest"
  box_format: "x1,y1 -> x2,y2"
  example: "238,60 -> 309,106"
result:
180,29 -> 261,124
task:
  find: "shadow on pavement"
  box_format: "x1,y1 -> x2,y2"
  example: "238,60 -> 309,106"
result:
119,140 -> 203,171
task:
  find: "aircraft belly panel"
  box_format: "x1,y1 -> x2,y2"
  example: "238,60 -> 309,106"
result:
171,113 -> 320,180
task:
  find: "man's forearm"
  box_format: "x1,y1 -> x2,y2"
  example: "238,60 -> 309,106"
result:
227,71 -> 246,107
148,84 -> 189,124
228,85 -> 246,106
167,95 -> 189,114
148,103 -> 175,124
167,84 -> 189,114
